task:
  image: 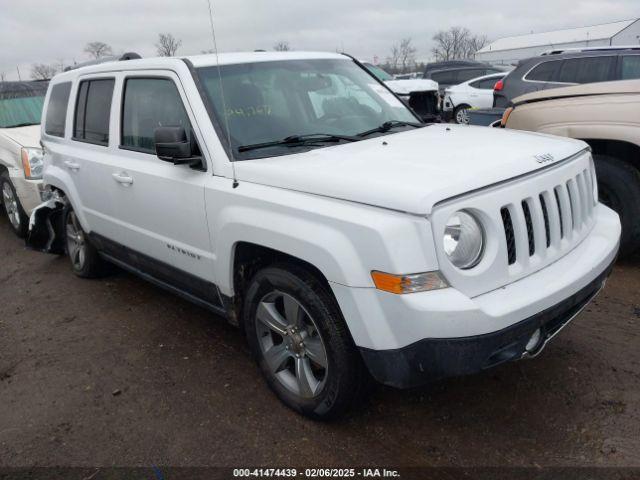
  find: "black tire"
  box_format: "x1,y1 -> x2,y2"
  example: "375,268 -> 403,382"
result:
594,154 -> 640,258
0,172 -> 29,238
63,206 -> 110,278
243,263 -> 370,420
453,104 -> 471,124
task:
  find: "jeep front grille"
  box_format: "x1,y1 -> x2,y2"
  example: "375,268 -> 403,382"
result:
499,168 -> 595,265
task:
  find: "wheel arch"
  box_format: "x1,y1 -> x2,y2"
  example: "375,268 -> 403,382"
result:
581,138 -> 640,172
229,242 -> 336,328
42,165 -> 91,231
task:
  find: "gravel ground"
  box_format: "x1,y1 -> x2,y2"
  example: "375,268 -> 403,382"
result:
0,212 -> 639,469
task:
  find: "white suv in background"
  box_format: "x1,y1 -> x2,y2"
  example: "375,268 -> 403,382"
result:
33,52 -> 620,420
0,81 -> 48,237
443,72 -> 506,124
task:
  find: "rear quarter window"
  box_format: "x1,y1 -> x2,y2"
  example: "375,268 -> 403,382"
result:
524,60 -> 561,82
44,82 -> 72,137
621,55 -> 640,80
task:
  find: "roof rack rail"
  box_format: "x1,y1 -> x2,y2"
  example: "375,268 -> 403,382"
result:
540,45 -> 640,56
63,52 -> 142,72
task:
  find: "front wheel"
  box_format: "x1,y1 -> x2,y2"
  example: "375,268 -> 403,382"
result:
0,172 -> 29,238
243,264 -> 369,420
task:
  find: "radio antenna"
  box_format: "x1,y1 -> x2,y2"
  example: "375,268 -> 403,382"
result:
206,0 -> 238,187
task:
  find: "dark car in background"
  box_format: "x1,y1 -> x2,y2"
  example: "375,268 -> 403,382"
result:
493,46 -> 640,108
423,61 -> 504,94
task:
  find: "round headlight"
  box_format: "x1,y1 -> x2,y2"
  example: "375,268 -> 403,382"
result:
443,211 -> 484,269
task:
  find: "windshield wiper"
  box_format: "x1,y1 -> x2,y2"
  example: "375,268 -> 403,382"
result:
356,120 -> 424,138
238,133 -> 359,153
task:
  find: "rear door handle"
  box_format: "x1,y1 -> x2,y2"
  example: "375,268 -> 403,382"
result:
64,160 -> 81,171
112,172 -> 134,186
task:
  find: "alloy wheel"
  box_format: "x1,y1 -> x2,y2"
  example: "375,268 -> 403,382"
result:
255,291 -> 328,398
2,182 -> 21,231
66,211 -> 87,270
456,108 -> 469,125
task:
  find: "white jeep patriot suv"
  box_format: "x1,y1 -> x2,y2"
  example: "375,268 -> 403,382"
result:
33,52 -> 620,420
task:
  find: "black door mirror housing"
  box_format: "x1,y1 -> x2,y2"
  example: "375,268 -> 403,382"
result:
154,126 -> 205,170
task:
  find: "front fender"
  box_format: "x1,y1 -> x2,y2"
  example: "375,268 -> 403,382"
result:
208,183 -> 439,296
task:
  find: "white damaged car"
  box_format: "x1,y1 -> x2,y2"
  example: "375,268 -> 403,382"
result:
33,52 -> 620,419
0,81 -> 48,237
363,62 -> 440,121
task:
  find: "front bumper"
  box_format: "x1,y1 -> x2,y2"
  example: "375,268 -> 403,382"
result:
9,168 -> 45,215
359,262 -> 612,388
329,204 -> 620,388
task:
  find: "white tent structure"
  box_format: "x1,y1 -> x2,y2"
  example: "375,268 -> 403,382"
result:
476,19 -> 640,65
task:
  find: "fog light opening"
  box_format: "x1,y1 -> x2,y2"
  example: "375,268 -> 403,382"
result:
525,328 -> 542,353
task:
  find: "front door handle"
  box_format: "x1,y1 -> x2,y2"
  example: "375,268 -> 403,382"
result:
64,160 -> 81,171
112,172 -> 133,186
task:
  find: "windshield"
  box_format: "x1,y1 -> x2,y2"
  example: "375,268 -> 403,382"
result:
363,63 -> 394,82
196,58 -> 417,159
0,82 -> 47,128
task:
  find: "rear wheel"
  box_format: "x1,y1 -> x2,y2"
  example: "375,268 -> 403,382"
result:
64,207 -> 109,278
594,154 -> 640,258
0,172 -> 29,238
453,104 -> 471,124
243,264 -> 369,420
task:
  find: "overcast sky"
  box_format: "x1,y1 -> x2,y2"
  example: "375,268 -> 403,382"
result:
1,0 -> 638,80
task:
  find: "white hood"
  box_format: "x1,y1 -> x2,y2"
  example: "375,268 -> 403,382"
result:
0,125 -> 41,147
384,79 -> 438,94
235,124 -> 587,215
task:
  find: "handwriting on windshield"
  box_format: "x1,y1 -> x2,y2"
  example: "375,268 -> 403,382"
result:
226,105 -> 272,117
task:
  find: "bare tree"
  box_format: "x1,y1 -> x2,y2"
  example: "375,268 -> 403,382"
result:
465,34 -> 489,59
0,72 -> 5,82
30,63 -> 58,80
83,41 -> 113,59
273,41 -> 291,52
54,58 -> 67,73
431,27 -> 488,61
156,33 -> 182,57
398,38 -> 417,72
386,44 -> 401,71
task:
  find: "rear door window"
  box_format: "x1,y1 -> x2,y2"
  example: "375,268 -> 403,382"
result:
121,78 -> 192,154
525,61 -> 561,82
44,82 -> 72,137
73,78 -> 115,145
621,55 -> 640,80
557,56 -> 616,84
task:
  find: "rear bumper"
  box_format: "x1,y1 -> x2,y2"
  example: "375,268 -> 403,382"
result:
359,262 -> 613,388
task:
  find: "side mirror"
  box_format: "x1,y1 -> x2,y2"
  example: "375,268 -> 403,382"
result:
154,126 -> 204,169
